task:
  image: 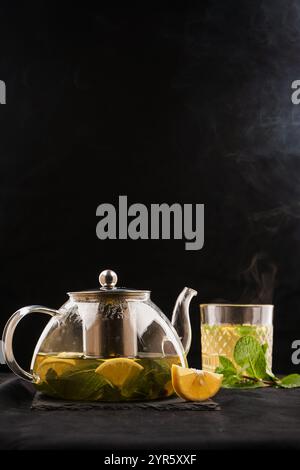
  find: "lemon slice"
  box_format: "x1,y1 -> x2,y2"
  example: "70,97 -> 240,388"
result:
171,364 -> 223,401
95,358 -> 144,387
37,357 -> 77,382
57,352 -> 84,359
164,380 -> 175,397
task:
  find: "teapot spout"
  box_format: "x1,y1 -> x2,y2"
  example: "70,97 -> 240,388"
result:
171,287 -> 197,356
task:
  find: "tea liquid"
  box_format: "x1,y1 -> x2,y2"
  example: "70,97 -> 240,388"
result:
201,324 -> 273,373
33,353 -> 181,401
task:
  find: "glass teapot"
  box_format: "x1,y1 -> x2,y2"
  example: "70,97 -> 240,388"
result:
2,270 -> 197,401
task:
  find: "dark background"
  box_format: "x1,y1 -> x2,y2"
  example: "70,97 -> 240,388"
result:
1,1 -> 300,374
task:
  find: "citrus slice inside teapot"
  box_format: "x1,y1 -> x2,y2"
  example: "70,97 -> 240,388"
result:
2,270 -> 197,401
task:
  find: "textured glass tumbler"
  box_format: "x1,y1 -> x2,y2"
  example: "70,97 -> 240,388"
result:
200,304 -> 274,373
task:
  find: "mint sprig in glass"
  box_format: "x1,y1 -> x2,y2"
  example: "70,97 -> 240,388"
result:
200,304 -> 300,389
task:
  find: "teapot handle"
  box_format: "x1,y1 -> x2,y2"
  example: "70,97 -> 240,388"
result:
2,305 -> 59,382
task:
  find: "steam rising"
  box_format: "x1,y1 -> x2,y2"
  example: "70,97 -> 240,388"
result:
239,253 -> 277,304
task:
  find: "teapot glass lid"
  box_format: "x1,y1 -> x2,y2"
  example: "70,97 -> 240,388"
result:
68,269 -> 150,300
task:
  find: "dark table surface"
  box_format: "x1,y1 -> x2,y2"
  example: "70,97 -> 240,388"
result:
0,372 -> 300,450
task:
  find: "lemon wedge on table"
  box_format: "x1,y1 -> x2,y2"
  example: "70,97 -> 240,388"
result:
95,358 -> 144,387
171,364 -> 223,401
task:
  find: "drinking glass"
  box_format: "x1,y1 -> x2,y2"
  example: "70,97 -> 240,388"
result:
200,304 -> 274,373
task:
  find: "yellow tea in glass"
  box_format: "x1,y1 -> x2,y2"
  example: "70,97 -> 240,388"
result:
200,304 -> 273,373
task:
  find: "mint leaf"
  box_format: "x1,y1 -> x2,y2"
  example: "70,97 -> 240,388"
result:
215,356 -> 237,383
222,377 -> 264,389
236,325 -> 256,336
120,358 -> 172,400
221,374 -> 242,388
277,374 -> 300,388
41,367 -> 114,400
219,356 -> 237,372
216,334 -> 300,390
220,369 -> 264,388
234,335 -> 268,380
65,370 -> 111,400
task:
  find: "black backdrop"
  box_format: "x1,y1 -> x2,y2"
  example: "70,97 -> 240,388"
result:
1,1 -> 300,374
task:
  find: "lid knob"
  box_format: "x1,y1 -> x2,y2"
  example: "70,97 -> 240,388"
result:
99,269 -> 118,289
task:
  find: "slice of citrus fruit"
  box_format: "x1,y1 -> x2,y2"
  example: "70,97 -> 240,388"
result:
36,357 -> 77,382
164,380 -> 175,397
171,364 -> 223,401
57,352 -> 84,359
95,358 -> 144,387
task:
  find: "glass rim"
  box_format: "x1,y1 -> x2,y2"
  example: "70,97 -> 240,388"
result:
200,303 -> 274,308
